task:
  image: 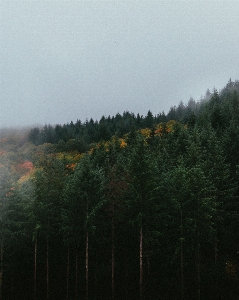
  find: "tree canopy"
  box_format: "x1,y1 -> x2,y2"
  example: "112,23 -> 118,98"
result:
1,79 -> 239,300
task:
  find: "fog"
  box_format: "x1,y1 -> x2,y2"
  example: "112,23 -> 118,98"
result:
1,1 -> 239,127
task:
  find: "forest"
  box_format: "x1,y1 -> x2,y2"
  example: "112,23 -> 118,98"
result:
1,79 -> 239,300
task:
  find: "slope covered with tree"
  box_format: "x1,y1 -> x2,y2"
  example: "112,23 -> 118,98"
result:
0,79 -> 239,300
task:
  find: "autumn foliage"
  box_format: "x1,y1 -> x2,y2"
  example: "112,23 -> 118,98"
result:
1,80 -> 239,300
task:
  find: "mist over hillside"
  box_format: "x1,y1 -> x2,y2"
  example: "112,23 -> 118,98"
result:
25,79 -> 239,149
1,79 -> 239,300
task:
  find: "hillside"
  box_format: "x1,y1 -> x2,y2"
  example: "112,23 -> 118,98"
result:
0,79 -> 239,300
27,79 -> 239,150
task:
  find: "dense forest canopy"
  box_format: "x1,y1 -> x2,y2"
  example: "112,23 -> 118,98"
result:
0,79 -> 239,300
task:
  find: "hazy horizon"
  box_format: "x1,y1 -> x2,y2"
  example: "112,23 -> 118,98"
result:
1,1 -> 239,128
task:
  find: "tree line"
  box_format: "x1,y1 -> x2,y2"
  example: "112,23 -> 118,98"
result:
0,80 -> 239,300
28,80 -> 239,151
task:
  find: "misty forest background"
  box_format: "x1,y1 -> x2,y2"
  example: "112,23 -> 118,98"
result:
1,79 -> 239,300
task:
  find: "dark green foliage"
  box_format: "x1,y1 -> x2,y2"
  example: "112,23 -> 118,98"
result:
2,79 -> 239,299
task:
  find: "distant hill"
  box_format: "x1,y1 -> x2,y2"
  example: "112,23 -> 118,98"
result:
27,79 -> 239,152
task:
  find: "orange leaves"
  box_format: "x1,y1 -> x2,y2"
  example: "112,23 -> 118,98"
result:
15,161 -> 34,176
89,137 -> 127,153
155,128 -> 164,135
155,120 -> 178,135
120,139 -> 127,148
18,174 -> 30,184
66,163 -> 76,171
56,151 -> 83,165
138,120 -> 181,138
18,161 -> 34,171
15,161 -> 35,184
140,128 -> 151,138
5,187 -> 15,197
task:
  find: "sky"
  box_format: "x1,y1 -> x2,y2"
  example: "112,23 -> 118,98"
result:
1,0 -> 239,128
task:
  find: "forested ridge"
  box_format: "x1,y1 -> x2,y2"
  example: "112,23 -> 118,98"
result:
1,79 -> 239,300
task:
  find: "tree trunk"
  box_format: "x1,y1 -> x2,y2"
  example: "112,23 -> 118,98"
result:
195,204 -> 200,300
124,253 -> 129,299
214,232 -> 218,263
66,243 -> 70,300
214,231 -> 219,298
0,239 -> 3,300
94,257 -> 98,300
197,251 -> 201,300
34,235 -> 37,300
10,270 -> 14,299
180,208 -> 184,300
112,206 -> 115,300
195,222 -> 200,300
86,230 -> 89,300
75,250 -> 78,300
147,256 -> 150,277
46,235 -> 49,300
140,225 -> 143,300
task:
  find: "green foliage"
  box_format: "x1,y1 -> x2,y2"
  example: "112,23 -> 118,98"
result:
1,79 -> 239,299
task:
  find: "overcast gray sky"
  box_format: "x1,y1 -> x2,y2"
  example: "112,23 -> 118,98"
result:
1,0 -> 239,128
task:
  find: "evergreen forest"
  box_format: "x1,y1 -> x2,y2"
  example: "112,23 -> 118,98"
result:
1,79 -> 239,300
